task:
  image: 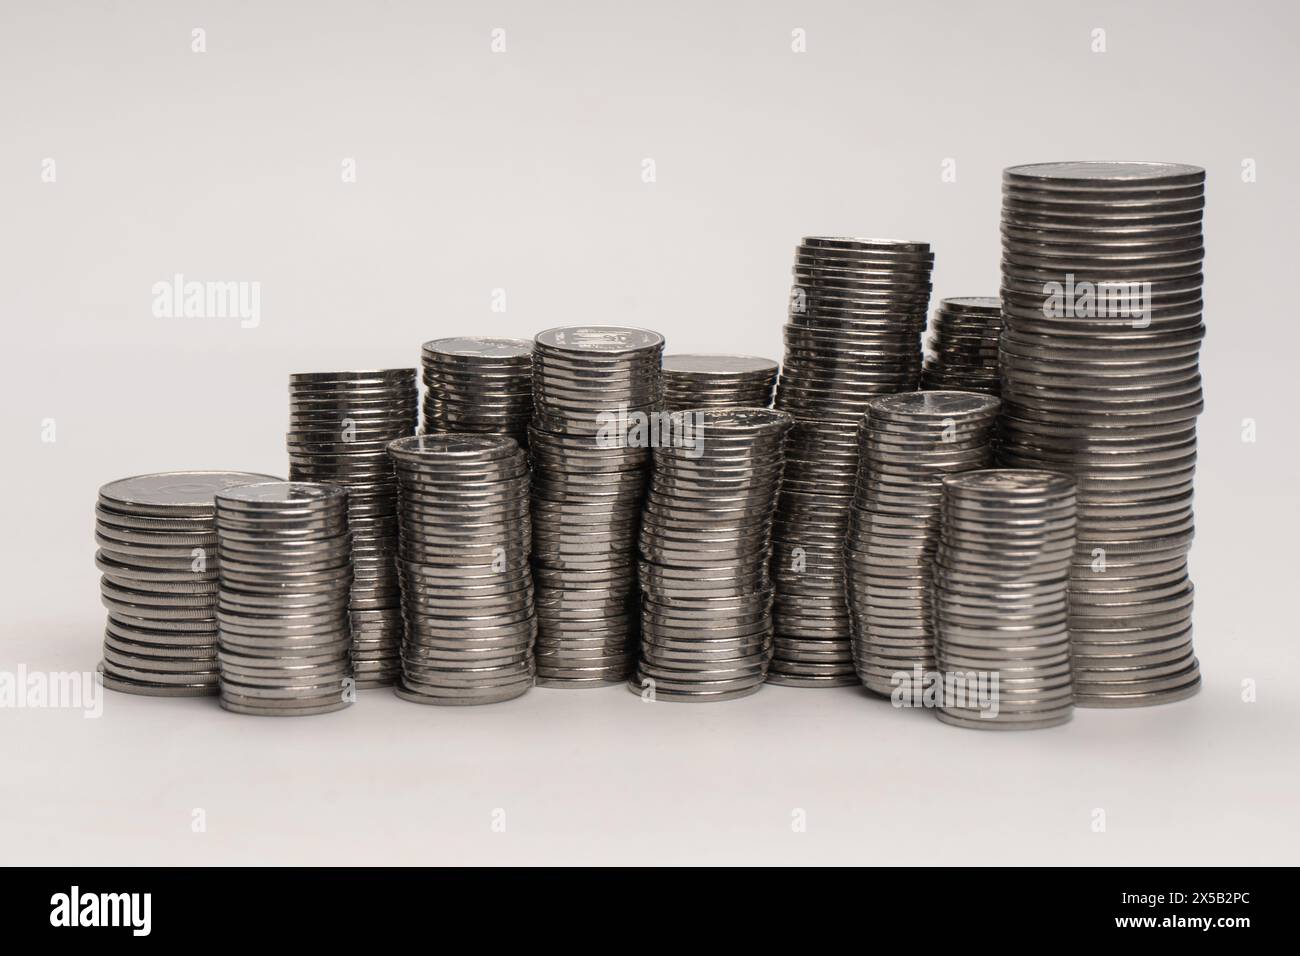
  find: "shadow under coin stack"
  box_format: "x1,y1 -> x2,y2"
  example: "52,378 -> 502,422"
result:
420,337 -> 534,447
529,326 -> 664,687
660,354 -> 779,411
214,482 -> 353,716
287,369 -> 417,688
997,161 -> 1204,707
933,470 -> 1077,730
845,392 -> 999,696
922,297 -> 1004,395
388,435 -> 535,704
631,408 -> 792,701
771,237 -> 934,687
95,471 -> 278,697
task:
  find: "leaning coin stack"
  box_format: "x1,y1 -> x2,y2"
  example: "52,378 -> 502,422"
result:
933,470 -> 1077,730
214,482 -> 353,717
529,326 -> 664,687
844,392 -> 999,696
95,471 -> 278,697
421,337 -> 534,447
998,161 -> 1204,707
388,435 -> 536,705
632,408 -> 792,701
771,237 -> 934,687
287,369 -> 418,688
660,354 -> 779,411
922,297 -> 1004,395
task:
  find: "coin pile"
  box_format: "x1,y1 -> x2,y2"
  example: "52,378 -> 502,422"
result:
95,471 -> 278,697
933,470 -> 1077,730
214,482 -> 353,716
287,369 -> 418,688
660,354 -> 779,411
631,408 -> 792,701
771,237 -> 934,686
844,392 -> 999,696
922,297 -> 1004,395
529,326 -> 664,687
421,337 -> 533,447
998,161 -> 1203,707
388,435 -> 536,705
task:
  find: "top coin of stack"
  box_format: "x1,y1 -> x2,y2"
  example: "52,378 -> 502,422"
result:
287,368 -> 418,688
421,336 -> 534,447
997,161 -> 1204,707
95,471 -> 279,697
529,326 -> 664,686
770,237 -> 934,687
922,297 -> 1004,395
660,354 -> 779,411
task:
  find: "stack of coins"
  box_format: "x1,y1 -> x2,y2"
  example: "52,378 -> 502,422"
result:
771,237 -> 934,687
214,482 -> 353,717
660,354 -> 779,411
933,470 -> 1077,730
844,392 -> 999,696
287,369 -> 418,688
998,162 -> 1204,706
922,297 -> 1004,395
529,326 -> 664,687
420,337 -> 533,447
631,408 -> 792,701
95,471 -> 278,697
388,435 -> 536,705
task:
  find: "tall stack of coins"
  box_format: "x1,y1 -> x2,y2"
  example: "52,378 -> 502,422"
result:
214,482 -> 353,717
287,369 -> 417,688
631,408 -> 792,702
922,297 -> 1004,395
95,471 -> 277,697
529,326 -> 664,687
998,162 -> 1204,706
388,435 -> 535,705
660,354 -> 779,411
421,337 -> 533,447
933,470 -> 1077,730
771,237 -> 934,686
844,392 -> 999,696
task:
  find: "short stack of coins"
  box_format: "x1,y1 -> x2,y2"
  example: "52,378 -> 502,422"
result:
420,336 -> 533,447
771,237 -> 934,686
388,435 -> 536,705
529,326 -> 664,687
933,470 -> 1077,730
998,161 -> 1204,706
214,482 -> 353,717
922,297 -> 1004,395
287,368 -> 417,688
844,392 -> 1000,696
660,354 -> 779,411
631,408 -> 792,702
95,471 -> 278,697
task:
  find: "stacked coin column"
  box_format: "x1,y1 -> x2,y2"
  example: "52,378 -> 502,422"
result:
421,337 -> 534,447
997,162 -> 1204,707
660,355 -> 779,411
528,326 -> 664,687
770,237 -> 934,687
388,435 -> 536,705
922,297 -> 1004,395
214,482 -> 353,717
95,471 -> 277,697
844,392 -> 999,696
287,369 -> 417,688
631,408 -> 792,702
933,470 -> 1077,730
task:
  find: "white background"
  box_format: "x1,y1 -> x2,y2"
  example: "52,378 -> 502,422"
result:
1,0 -> 1297,864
